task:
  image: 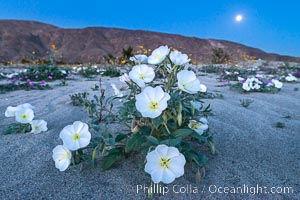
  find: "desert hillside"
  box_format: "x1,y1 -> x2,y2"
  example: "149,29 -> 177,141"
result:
0,20 -> 300,64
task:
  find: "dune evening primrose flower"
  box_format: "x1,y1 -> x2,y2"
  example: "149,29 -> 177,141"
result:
147,45 -> 170,65
59,121 -> 91,151
242,78 -> 251,91
188,119 -> 208,135
30,120 -> 48,134
285,74 -> 297,82
52,145 -> 72,172
271,79 -> 283,89
119,73 -> 131,83
129,64 -> 155,88
135,86 -> 170,118
5,103 -> 35,117
15,107 -> 34,124
145,144 -> 186,184
177,70 -> 201,94
170,50 -> 190,66
111,83 -> 123,98
5,106 -> 18,117
130,54 -> 148,64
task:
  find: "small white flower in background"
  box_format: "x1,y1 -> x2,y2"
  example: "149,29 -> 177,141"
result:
110,84 -> 124,98
119,73 -> 131,83
225,71 -> 232,75
135,86 -> 170,118
271,79 -> 283,89
285,74 -> 297,82
130,54 -> 148,64
5,103 -> 35,118
15,107 -> 34,124
177,70 -> 201,94
30,120 -> 48,134
129,64 -> 155,88
145,144 -> 186,184
5,72 -> 19,79
255,74 -> 264,79
52,145 -> 72,172
199,84 -> 207,93
170,50 -> 190,66
234,71 -> 239,75
59,121 -> 91,151
242,79 -> 251,91
147,45 -> 170,65
188,119 -> 208,135
60,70 -> 67,74
238,77 -> 245,82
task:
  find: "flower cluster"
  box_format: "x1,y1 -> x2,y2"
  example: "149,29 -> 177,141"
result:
237,75 -> 283,93
4,103 -> 48,134
52,121 -> 91,171
62,45 -> 213,186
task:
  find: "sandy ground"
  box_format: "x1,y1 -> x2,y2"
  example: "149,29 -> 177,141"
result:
0,74 -> 299,200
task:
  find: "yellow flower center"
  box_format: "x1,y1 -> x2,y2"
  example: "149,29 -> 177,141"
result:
34,125 -> 40,130
139,74 -> 145,80
190,121 -> 200,129
21,114 -> 27,119
160,157 -> 170,169
149,101 -> 159,111
72,133 -> 80,141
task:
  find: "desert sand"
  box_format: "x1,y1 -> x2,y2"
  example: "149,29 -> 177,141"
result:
0,74 -> 299,200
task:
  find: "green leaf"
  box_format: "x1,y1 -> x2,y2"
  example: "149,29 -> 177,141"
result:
160,137 -> 182,146
184,151 -> 208,167
173,129 -> 193,138
125,133 -> 145,153
146,136 -> 159,145
115,134 -> 127,142
101,148 -> 123,170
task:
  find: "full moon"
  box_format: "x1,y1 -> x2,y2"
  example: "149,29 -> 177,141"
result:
235,14 -> 243,22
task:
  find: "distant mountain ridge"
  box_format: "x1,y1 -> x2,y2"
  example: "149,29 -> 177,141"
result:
0,20 -> 299,64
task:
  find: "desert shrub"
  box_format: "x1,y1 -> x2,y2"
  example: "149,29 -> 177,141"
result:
210,48 -> 231,64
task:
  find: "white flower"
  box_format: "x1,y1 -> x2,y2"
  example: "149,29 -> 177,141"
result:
110,84 -> 123,98
119,73 -> 131,83
30,120 -> 48,134
177,70 -> 201,94
130,54 -> 148,64
199,84 -> 207,93
170,50 -> 190,65
129,64 -> 155,88
60,70 -> 67,74
5,72 -> 19,79
271,79 -> 283,89
256,74 -> 264,79
135,86 -> 170,118
15,107 -> 34,124
147,45 -> 170,65
52,145 -> 72,172
59,121 -> 91,151
237,77 -> 245,82
188,119 -> 208,135
285,74 -> 297,82
145,144 -> 186,184
242,79 -> 251,91
5,106 -> 18,117
5,103 -> 34,118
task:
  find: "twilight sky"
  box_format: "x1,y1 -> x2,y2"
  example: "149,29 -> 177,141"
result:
1,0 -> 299,57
